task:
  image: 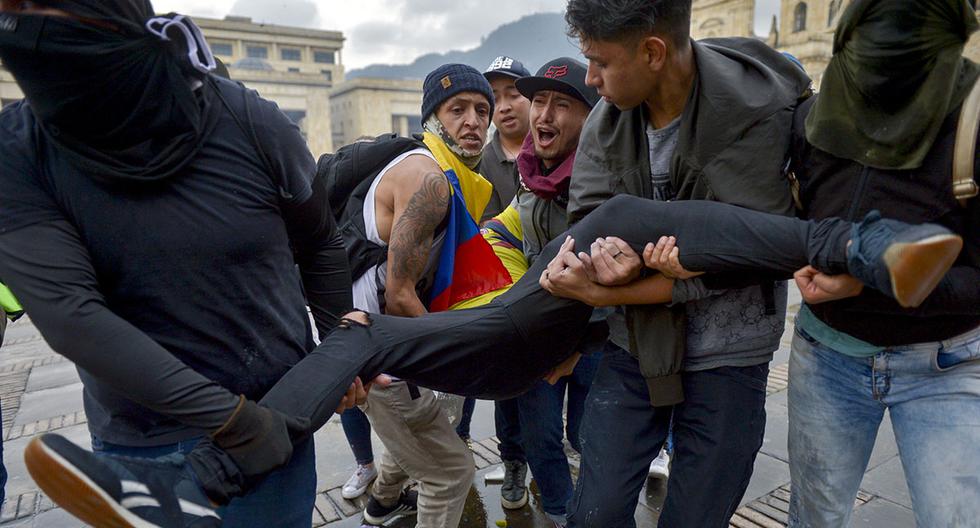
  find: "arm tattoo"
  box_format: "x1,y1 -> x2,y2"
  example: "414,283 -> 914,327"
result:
389,171 -> 450,282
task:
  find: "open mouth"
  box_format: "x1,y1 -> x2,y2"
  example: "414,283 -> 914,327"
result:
536,127 -> 557,148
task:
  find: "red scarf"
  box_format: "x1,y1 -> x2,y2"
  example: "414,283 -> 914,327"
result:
516,133 -> 576,200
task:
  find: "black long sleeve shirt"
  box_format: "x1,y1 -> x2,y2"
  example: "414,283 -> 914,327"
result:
0,78 -> 352,445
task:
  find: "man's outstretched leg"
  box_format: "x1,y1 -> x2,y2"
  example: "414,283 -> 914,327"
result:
25,198 -> 964,527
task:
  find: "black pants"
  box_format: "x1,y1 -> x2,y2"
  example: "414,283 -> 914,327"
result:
567,343 -> 768,527
198,195 -> 851,496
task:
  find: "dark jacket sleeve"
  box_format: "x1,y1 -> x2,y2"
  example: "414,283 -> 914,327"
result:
282,180 -> 354,340
0,221 -> 240,430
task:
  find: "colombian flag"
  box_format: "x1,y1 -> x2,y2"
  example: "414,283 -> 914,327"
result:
422,133 -> 513,312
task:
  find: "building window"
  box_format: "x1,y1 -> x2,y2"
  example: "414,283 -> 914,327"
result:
211,42 -> 233,56
391,114 -> 422,136
406,115 -> 423,135
281,48 -> 301,61
828,0 -> 841,27
246,44 -> 268,59
314,50 -> 335,64
321,69 -> 333,82
793,2 -> 808,33
288,67 -> 300,73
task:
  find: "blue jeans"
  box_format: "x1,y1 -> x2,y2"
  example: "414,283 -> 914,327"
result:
455,397 -> 476,438
788,324 -> 980,527
495,397 -> 524,463
341,407 -> 374,465
517,344 -> 602,516
92,435 -> 316,528
568,343 -> 768,527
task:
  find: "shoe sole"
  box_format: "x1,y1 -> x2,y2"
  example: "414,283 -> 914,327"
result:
884,234 -> 963,308
363,505 -> 418,525
501,489 -> 528,509
341,484 -> 370,500
25,437 -> 156,528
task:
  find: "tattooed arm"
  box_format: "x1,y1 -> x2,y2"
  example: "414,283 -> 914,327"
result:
378,156 -> 451,317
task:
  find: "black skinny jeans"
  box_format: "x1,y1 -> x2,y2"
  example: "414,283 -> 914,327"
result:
196,195 -> 851,496
258,195 -> 848,423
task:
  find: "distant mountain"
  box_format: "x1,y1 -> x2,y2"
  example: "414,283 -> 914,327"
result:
347,12 -> 583,79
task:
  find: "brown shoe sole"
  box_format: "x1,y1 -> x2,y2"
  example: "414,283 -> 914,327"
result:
883,234 -> 963,308
24,436 -> 154,528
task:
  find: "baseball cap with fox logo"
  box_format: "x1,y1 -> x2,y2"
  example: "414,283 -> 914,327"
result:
514,57 -> 599,109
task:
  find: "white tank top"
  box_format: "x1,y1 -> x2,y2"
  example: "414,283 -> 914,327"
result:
351,148 -> 438,314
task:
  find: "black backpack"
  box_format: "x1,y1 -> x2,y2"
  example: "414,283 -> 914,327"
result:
313,133 -> 428,281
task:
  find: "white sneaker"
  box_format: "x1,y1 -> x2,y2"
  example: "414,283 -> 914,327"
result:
648,449 -> 670,480
342,464 -> 378,499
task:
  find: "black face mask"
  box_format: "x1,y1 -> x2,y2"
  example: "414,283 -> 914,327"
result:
0,12 -> 220,183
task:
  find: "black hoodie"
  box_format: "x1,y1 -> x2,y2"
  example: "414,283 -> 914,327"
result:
0,3 -> 351,445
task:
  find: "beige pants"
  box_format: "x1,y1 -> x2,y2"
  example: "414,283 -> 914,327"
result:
363,381 -> 474,528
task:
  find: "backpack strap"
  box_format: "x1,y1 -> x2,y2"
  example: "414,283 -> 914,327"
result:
953,76 -> 980,208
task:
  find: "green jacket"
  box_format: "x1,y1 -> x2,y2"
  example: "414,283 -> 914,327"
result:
568,37 -> 811,406
0,282 -> 22,320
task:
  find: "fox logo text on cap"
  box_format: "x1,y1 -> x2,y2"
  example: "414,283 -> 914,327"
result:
544,65 -> 568,79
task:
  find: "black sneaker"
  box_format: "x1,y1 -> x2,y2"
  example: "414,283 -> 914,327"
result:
25,434 -> 220,528
847,210 -> 963,308
363,489 -> 418,525
500,459 -> 528,509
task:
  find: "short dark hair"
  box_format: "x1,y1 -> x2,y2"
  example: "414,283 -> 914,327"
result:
565,0 -> 692,45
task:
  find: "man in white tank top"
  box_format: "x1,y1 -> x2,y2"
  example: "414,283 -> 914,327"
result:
357,64 -> 496,528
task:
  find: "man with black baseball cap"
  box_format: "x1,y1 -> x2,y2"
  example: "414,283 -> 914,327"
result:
506,57 -> 606,527
458,55 -> 535,513
480,56 -> 532,220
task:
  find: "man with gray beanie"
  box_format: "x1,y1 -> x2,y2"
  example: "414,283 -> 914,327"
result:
345,62 -> 503,527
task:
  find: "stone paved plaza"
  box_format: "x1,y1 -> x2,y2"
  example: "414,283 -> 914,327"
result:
0,289 -> 917,527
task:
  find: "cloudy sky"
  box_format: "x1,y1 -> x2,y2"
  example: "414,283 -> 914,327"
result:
155,0 -> 782,69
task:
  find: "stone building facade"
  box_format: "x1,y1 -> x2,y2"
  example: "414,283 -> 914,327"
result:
196,15 -> 344,156
329,78 -> 425,149
691,0 -> 757,39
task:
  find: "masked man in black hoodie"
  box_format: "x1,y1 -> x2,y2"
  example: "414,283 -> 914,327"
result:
0,1 -> 356,526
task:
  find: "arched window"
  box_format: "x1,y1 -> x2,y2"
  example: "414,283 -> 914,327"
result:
699,18 -> 725,38
793,2 -> 808,33
828,0 -> 841,27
